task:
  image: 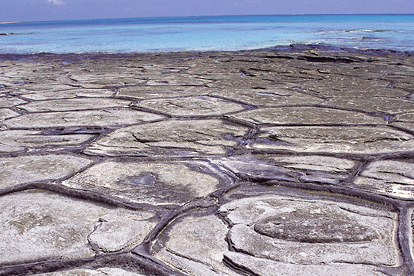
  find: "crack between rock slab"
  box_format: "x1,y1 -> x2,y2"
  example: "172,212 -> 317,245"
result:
164,247 -> 222,273
86,218 -> 106,254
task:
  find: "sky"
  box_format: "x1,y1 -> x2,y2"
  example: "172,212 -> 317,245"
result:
1,0 -> 414,22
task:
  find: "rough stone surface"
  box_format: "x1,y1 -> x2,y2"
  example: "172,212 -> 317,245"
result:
225,252 -> 388,276
18,88 -> 115,100
85,119 -> 249,157
249,125 -> 414,154
219,195 -> 400,266
211,88 -> 324,107
62,161 -> 220,205
229,106 -> 385,125
41,268 -> 146,276
354,160 -> 414,199
0,190 -> 156,265
2,48 -> 414,275
0,154 -> 93,189
135,96 -> 247,116
17,98 -> 132,112
0,108 -> 19,121
153,215 -> 239,276
4,108 -> 164,128
0,130 -> 94,153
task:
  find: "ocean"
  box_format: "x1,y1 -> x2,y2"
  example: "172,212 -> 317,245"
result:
1,14 -> 414,54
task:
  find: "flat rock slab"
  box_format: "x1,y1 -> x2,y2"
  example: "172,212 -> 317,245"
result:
0,130 -> 94,153
225,252 -> 388,276
214,154 -> 355,184
0,154 -> 92,189
229,106 -> 385,125
117,85 -> 212,99
249,125 -> 414,154
153,215 -> 239,276
354,160 -> 414,199
85,119 -> 249,157
211,88 -> 323,107
0,96 -> 26,107
62,161 -> 220,205
219,195 -> 400,266
0,190 -> 156,265
0,108 -> 20,121
41,268 -> 146,276
18,88 -> 114,100
135,96 -> 247,116
17,98 -> 132,112
321,97 -> 414,114
4,108 -> 164,128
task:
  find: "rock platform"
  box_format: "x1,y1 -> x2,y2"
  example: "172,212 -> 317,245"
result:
1,46 -> 414,275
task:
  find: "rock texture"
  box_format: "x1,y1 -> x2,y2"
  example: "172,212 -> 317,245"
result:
1,47 -> 414,275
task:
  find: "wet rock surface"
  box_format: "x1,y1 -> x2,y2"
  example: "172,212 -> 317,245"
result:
1,47 -> 414,275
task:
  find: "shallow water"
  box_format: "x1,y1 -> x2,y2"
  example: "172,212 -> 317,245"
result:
0,14 -> 414,54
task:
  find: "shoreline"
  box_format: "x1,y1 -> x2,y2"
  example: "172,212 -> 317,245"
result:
0,44 -> 412,61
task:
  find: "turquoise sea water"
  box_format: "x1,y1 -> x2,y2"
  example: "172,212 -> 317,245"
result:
0,14 -> 414,54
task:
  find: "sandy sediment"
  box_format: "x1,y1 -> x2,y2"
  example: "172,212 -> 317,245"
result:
1,46 -> 414,275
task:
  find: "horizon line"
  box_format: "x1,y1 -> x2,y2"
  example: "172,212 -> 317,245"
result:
3,13 -> 414,25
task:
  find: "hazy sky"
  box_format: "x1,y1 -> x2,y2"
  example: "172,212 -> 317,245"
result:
1,0 -> 414,22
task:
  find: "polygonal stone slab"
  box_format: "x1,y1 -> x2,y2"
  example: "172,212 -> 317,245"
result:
211,88 -> 323,107
0,108 -> 19,121
321,97 -> 414,114
85,119 -> 249,157
4,109 -> 164,128
229,107 -> 385,125
354,160 -> 414,199
249,125 -> 414,154
0,96 -> 26,107
153,215 -> 239,276
135,96 -> 246,116
0,190 -> 156,265
62,161 -> 221,205
225,252 -> 388,276
41,268 -> 146,276
219,195 -> 400,266
0,130 -> 94,153
118,85 -> 212,99
17,98 -> 131,112
0,154 -> 93,189
214,154 -> 356,184
19,88 -> 114,100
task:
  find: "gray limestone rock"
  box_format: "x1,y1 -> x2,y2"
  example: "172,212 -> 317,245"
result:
41,268 -> 146,276
135,96 -> 246,116
229,107 -> 385,125
85,119 -> 249,157
249,125 -> 414,154
0,154 -> 93,189
4,108 -> 164,128
19,88 -> 114,100
225,252 -> 388,276
214,154 -> 355,184
118,85 -> 212,99
212,88 -> 323,107
153,215 -> 239,276
17,98 -> 131,112
219,195 -> 400,266
354,160 -> 414,199
0,108 -> 20,121
0,130 -> 94,153
322,97 -> 414,114
0,190 -> 156,265
62,161 -> 220,205
0,96 -> 26,107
